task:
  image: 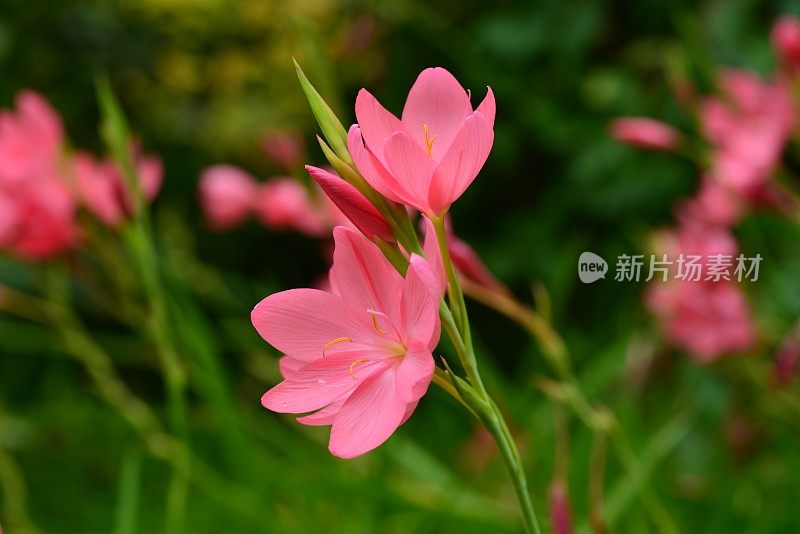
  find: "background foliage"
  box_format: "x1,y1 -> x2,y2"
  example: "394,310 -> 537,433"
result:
1,0 -> 800,532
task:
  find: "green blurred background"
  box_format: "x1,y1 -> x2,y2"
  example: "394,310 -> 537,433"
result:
2,0 -> 800,532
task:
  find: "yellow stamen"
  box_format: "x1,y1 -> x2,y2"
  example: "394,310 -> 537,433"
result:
371,313 -> 387,335
423,124 -> 437,156
349,358 -> 369,379
322,336 -> 353,356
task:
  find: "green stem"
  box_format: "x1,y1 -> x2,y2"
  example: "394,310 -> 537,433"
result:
429,215 -> 541,534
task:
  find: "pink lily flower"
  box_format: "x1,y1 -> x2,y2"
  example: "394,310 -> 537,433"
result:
253,226 -> 442,458
0,90 -> 63,187
348,67 -> 495,216
646,280 -> 756,362
305,165 -> 394,242
676,176 -> 744,228
253,177 -> 329,236
609,117 -> 680,151
198,165 -> 258,230
73,149 -> 163,228
645,222 -> 755,361
700,70 -> 795,199
7,177 -> 78,260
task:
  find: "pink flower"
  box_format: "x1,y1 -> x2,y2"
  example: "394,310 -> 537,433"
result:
261,131 -> 305,170
253,178 -> 329,236
7,177 -> 78,260
700,70 -> 795,198
772,16 -> 800,72
253,226 -> 442,458
305,165 -> 394,242
676,177 -> 744,228
646,221 -> 755,362
348,67 -> 495,216
198,165 -> 258,230
609,118 -> 680,151
646,280 -> 756,362
0,91 -> 63,187
73,149 -> 163,227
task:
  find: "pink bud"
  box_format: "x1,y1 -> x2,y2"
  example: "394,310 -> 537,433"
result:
449,237 -> 505,292
261,131 -> 304,170
772,16 -> 800,72
610,118 -> 680,151
305,165 -> 394,242
198,165 -> 258,230
549,479 -> 573,534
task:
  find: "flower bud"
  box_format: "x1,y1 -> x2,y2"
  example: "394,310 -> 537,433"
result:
610,118 -> 680,151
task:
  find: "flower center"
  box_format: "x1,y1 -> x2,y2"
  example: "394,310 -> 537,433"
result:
423,123 -> 437,156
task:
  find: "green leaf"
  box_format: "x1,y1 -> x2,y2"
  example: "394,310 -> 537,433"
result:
94,76 -> 142,210
294,59 -> 352,164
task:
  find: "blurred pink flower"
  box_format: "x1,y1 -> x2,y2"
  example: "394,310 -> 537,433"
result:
676,177 -> 744,227
348,67 -> 495,216
772,16 -> 800,72
73,149 -> 163,228
646,280 -> 756,362
253,227 -> 442,458
252,177 -> 329,236
647,221 -> 755,362
0,91 -> 77,260
198,164 -> 258,230
305,165 -> 394,242
8,178 -> 78,260
0,90 -> 63,187
261,131 -> 304,170
610,117 -> 680,151
701,70 -> 795,198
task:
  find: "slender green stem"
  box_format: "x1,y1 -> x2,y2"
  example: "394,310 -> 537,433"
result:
429,214 -> 541,534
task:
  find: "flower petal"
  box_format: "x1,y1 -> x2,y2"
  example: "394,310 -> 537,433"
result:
355,89 -> 407,159
395,340 -> 435,404
348,124 -> 413,204
383,131 -> 436,213
328,367 -> 408,458
251,288 -> 380,362
261,354 -> 391,414
332,226 -> 404,336
401,67 -> 472,159
401,254 -> 441,347
278,356 -> 305,380
306,165 -> 394,242
475,87 -> 496,128
428,113 -> 494,215
421,218 -> 447,297
296,398 -> 346,426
